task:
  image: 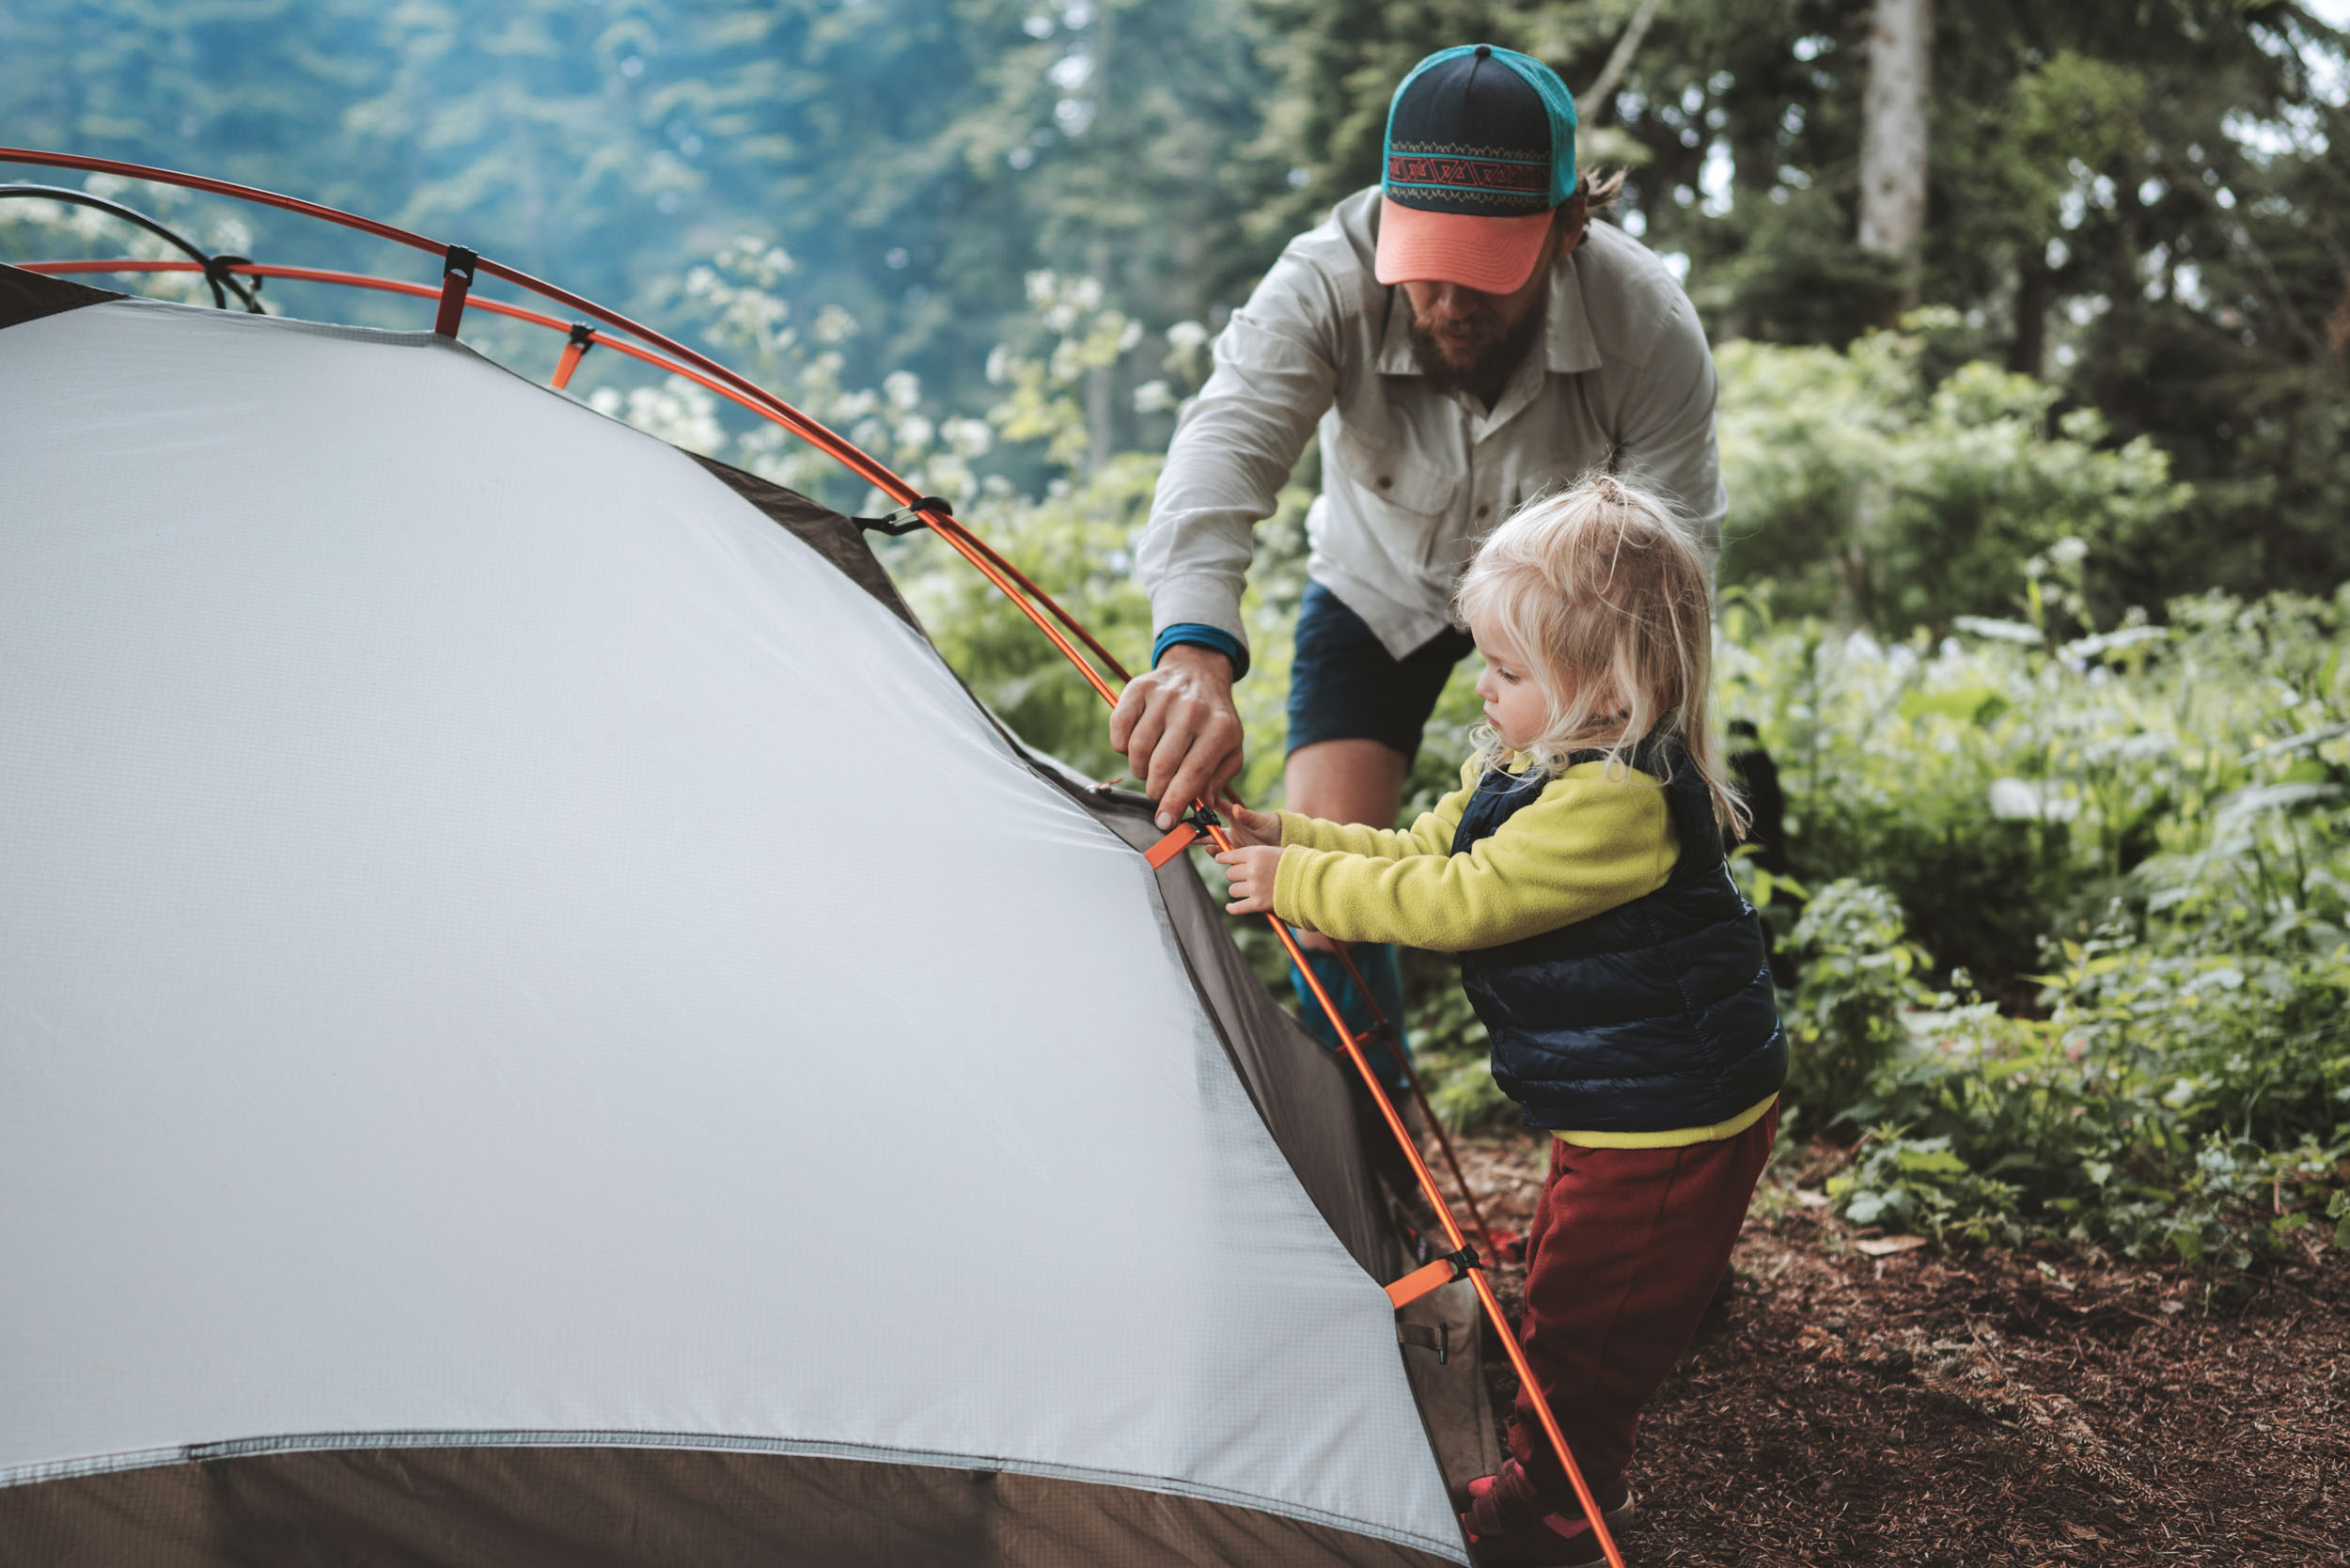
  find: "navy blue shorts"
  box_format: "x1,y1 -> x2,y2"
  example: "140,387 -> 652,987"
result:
1286,580 -> 1477,760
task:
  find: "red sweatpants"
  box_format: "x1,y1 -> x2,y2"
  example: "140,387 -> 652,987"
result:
1507,1105 -> 1778,1499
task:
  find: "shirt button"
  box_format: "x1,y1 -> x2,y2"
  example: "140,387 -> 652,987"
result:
1476,504 -> 1491,519
1376,476 -> 1394,491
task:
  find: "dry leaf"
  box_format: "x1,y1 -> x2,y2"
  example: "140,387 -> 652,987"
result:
1855,1234 -> 1930,1257
1794,1188 -> 1832,1209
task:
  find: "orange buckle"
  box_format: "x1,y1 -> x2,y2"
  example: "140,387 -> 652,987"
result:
1143,821 -> 1198,868
1385,1244 -> 1480,1309
1142,806 -> 1222,870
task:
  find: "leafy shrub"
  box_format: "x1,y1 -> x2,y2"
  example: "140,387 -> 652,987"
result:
1716,313 -> 2190,635
1825,1131 -> 2022,1247
1723,587 -> 2350,1262
1780,880 -> 1933,1121
1826,945 -> 2350,1265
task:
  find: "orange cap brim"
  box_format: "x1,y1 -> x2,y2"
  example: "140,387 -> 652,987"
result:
1372,196 -> 1555,293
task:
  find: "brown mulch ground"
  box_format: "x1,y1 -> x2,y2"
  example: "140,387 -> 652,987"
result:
1442,1135 -> 2350,1567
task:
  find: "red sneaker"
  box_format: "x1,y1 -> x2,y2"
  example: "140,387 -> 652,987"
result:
1455,1460 -> 1634,1567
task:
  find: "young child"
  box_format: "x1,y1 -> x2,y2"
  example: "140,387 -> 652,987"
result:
1216,475 -> 1785,1567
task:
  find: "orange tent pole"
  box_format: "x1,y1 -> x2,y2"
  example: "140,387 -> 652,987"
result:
1320,938 -> 1506,1260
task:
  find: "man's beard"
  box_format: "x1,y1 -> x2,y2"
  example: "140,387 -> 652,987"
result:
1408,297 -> 1544,397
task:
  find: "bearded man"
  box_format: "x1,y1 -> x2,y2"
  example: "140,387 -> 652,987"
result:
1111,43 -> 1725,1080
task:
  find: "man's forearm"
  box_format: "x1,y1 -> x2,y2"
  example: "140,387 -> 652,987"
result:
1136,416 -> 1290,648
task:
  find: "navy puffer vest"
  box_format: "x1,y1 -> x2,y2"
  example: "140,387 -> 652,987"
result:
1450,737 -> 1785,1132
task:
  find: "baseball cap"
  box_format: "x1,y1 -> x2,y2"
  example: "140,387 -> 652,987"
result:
1375,43 -> 1579,295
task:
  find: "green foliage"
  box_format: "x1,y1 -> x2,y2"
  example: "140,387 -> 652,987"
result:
0,0 -> 1287,418
1819,949 -> 2350,1267
1405,980 -> 1515,1136
1780,880 -> 1932,1121
1717,313 -> 2191,634
1721,585 -> 2350,995
1724,590 -> 2350,1263
1825,1131 -> 2022,1248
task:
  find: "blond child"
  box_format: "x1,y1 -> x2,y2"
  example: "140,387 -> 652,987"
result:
1216,476 -> 1784,1567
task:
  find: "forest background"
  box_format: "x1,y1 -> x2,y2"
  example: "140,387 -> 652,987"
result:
5,0 -> 2349,1271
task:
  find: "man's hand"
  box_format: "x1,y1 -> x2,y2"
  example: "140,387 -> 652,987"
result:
1109,643 -> 1245,829
1214,844 -> 1283,916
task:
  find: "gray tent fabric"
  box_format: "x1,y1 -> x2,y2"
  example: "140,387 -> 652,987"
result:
1069,785 -> 1503,1497
687,451 -> 1396,1285
1067,782 -> 1400,1280
679,462 -> 1506,1498
689,453 -> 925,633
0,292 -> 1478,1564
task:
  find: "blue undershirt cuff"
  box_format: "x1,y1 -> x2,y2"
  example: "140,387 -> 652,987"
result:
1152,624 -> 1249,682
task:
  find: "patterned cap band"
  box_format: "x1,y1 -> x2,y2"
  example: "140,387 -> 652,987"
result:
1386,145 -> 1551,213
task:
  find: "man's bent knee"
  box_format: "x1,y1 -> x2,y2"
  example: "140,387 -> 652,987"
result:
1286,738 -> 1408,828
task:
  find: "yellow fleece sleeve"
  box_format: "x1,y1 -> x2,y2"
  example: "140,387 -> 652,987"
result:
1269,760 -> 1680,951
1272,760 -> 1480,860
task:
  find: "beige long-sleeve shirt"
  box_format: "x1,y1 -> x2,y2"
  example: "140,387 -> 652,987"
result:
1137,186 -> 1725,663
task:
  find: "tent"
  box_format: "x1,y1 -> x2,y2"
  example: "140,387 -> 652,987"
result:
0,259 -> 1503,1565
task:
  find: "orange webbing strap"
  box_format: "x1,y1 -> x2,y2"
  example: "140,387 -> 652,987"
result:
1385,1245 -> 1477,1309
432,244 -> 476,337
1142,821 -> 1198,869
552,321 -> 596,389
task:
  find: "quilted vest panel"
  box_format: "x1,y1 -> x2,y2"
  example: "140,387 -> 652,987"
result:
1449,738 -> 1786,1132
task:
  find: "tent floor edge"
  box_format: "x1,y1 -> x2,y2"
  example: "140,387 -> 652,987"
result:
0,1445 -> 1467,1568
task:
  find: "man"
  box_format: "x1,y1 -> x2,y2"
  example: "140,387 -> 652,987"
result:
1114,45 -> 1723,1069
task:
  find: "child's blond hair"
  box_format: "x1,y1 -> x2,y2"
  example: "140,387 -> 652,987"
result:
1455,474 -> 1748,833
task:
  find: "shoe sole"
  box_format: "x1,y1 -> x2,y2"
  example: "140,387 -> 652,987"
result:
1448,1481 -> 1637,1530
1462,1499 -> 1637,1568
1467,1497 -> 1637,1568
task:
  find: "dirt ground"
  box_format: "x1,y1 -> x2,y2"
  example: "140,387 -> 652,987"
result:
1443,1136 -> 2350,1567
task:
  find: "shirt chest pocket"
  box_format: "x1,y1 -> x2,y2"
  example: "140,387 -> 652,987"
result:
1336,424 -> 1464,564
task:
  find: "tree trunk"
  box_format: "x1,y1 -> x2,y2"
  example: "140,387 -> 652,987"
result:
1576,0 -> 1667,123
1857,0 -> 1932,260
1086,241 -> 1115,474
2010,252 -> 2053,379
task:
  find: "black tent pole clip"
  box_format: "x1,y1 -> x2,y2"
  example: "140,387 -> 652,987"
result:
858,494 -> 955,537
206,254 -> 265,313
433,244 -> 478,338
552,321 -> 596,389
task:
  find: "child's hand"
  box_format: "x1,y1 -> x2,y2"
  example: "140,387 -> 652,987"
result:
1214,844 -> 1283,916
1215,795 -> 1282,848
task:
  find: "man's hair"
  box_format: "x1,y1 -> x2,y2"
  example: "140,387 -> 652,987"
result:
1565,167 -> 1628,217
1454,473 -> 1747,832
